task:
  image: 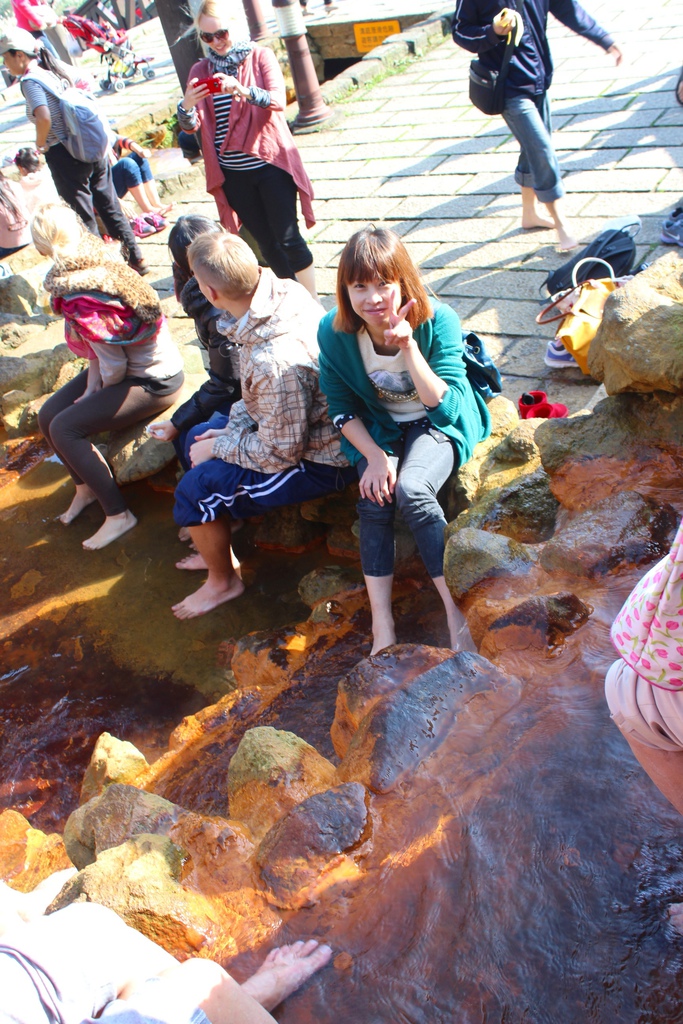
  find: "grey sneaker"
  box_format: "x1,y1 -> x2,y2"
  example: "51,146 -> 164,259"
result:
544,339 -> 578,368
661,217 -> 683,246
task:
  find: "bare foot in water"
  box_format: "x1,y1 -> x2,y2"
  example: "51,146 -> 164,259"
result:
59,485 -> 97,524
370,628 -> 396,656
176,549 -> 241,575
83,510 -> 137,550
669,903 -> 683,935
172,574 -> 245,619
178,526 -> 192,543
241,940 -> 332,1011
176,552 -> 209,571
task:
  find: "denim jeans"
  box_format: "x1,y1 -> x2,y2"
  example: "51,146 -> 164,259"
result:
356,419 -> 455,579
502,93 -> 564,203
111,153 -> 153,199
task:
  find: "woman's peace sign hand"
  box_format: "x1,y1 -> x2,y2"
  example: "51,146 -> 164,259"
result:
383,297 -> 417,349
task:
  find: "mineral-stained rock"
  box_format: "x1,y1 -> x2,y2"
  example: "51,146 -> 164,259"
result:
0,809 -> 72,891
64,784 -> 182,869
446,395 -> 521,518
80,733 -> 150,804
539,491 -> 677,578
228,727 -> 338,840
337,650 -> 521,792
47,834 -> 223,959
445,527 -> 538,600
332,644 -> 455,758
299,485 -> 359,525
257,782 -> 368,909
588,251 -> 683,394
479,592 -> 592,658
536,392 -> 683,511
298,565 -> 365,609
253,504 -> 326,552
449,466 -> 559,544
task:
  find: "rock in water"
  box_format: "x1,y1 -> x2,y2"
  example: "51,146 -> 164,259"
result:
337,649 -> 520,793
540,491 -> 678,578
228,727 -> 338,840
80,733 -> 149,804
0,809 -> 72,891
479,592 -> 592,657
257,782 -> 368,908
332,644 -> 455,758
444,527 -> 538,600
589,251 -> 683,394
64,784 -> 182,868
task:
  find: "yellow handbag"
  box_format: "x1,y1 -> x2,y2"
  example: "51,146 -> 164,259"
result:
536,257 -> 619,374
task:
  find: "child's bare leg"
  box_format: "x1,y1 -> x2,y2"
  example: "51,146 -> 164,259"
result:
176,520 -> 243,571
83,510 -> 137,550
127,183 -> 156,214
141,178 -> 167,212
172,519 -> 245,619
294,262 -> 320,303
520,186 -> 555,230
432,575 -> 476,652
59,483 -> 97,524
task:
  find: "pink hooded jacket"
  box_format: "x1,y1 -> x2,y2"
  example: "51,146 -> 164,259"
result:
186,47 -> 315,232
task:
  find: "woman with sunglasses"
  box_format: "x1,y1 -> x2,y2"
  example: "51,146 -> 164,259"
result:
177,0 -> 318,300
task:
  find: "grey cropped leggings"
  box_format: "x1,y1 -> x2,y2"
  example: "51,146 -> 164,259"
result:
38,370 -> 177,516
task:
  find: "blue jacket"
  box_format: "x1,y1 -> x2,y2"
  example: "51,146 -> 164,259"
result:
452,0 -> 614,97
317,302 -> 491,468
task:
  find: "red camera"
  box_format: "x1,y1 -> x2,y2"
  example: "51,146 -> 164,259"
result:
194,76 -> 223,94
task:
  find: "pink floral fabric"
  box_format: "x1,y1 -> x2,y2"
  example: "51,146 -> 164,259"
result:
611,518 -> 683,691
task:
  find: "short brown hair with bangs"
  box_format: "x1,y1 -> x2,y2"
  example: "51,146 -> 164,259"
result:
334,227 -> 432,334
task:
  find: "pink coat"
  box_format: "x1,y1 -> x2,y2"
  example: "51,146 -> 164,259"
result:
11,0 -> 50,31
186,47 -> 315,232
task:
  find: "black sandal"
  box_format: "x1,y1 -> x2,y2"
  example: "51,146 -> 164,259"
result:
676,66 -> 683,107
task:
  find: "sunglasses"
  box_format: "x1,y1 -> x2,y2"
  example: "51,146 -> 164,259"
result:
199,28 -> 230,43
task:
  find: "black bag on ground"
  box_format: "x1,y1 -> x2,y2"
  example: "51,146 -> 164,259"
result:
542,223 -> 639,297
462,332 -> 502,399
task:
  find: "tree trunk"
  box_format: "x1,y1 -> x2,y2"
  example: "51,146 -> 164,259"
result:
154,0 -> 203,90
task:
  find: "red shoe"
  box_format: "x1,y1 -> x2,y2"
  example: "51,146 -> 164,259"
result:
518,391 -> 568,419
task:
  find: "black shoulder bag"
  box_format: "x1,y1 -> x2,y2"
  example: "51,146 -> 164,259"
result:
468,2 -> 524,116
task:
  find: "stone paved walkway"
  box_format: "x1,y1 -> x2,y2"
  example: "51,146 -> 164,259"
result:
4,0 -> 683,411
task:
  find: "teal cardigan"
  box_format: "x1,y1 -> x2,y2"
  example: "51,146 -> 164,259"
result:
317,302 -> 491,468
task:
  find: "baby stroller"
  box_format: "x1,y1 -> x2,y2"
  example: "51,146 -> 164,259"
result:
61,12 -> 155,92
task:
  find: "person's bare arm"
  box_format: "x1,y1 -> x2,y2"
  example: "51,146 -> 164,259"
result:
33,104 -> 52,152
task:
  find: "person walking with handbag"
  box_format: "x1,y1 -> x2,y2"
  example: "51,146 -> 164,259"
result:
452,0 -> 623,251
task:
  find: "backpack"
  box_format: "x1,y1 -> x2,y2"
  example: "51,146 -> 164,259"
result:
23,69 -> 109,164
542,217 -> 640,297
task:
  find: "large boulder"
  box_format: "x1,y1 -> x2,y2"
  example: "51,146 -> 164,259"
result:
332,644 -> 455,758
535,392 -> 683,511
257,782 -> 368,909
228,727 -> 338,840
0,250 -> 52,315
445,527 -> 538,600
64,784 -> 182,868
80,733 -> 150,804
445,395 -> 521,518
540,491 -> 678,578
337,649 -> 521,793
589,251 -> 683,394
0,809 -> 72,891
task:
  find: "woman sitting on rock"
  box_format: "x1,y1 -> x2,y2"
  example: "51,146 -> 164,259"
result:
34,203 -> 184,550
318,227 -> 491,654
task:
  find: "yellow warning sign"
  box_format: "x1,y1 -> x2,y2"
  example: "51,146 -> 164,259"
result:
354,20 -> 401,54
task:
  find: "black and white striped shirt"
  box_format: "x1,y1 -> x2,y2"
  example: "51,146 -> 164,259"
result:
213,91 -> 266,171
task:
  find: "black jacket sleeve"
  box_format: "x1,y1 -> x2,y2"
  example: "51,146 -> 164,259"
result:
452,0 -> 503,53
170,277 -> 242,433
549,0 -> 613,49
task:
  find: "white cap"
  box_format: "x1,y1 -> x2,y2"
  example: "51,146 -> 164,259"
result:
0,28 -> 40,56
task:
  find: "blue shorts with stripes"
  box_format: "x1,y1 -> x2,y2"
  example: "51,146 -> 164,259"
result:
173,458 -> 357,527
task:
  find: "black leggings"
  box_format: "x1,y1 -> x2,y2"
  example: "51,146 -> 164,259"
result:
38,371 -> 179,516
221,163 -> 312,279
45,143 -> 142,263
